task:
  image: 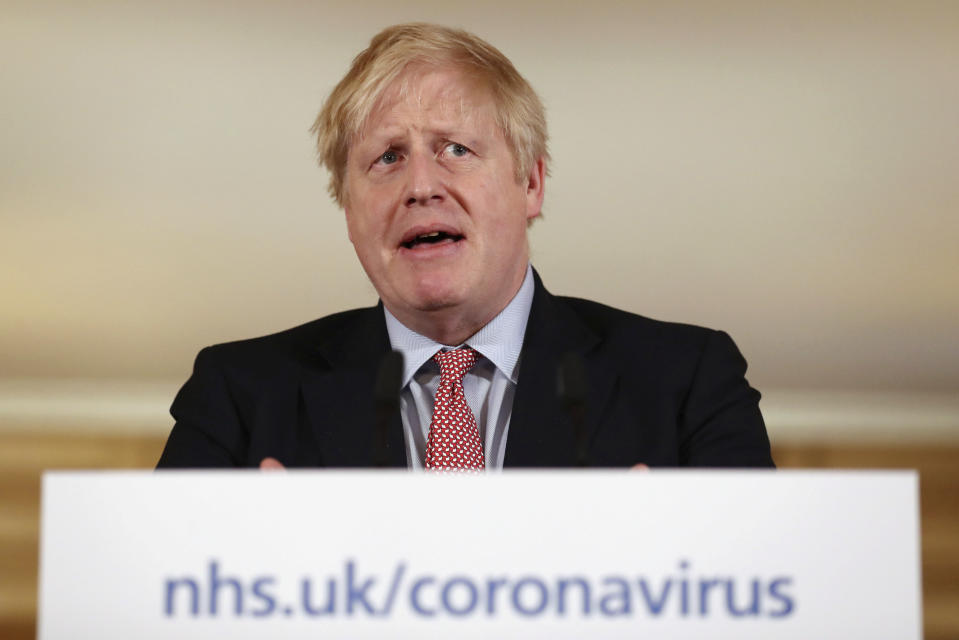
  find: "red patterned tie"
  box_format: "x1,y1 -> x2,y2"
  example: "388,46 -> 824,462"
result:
425,348 -> 485,471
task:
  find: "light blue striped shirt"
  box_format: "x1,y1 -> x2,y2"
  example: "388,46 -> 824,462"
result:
383,265 -> 535,470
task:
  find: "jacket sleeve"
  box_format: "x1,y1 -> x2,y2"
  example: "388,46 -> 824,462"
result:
156,347 -> 249,468
678,330 -> 775,467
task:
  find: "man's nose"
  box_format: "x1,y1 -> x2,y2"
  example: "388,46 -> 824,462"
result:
405,151 -> 444,206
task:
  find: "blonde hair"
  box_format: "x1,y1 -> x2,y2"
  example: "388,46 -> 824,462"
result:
311,23 -> 549,206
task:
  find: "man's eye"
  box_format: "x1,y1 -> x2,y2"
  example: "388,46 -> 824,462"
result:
446,143 -> 470,157
379,150 -> 398,165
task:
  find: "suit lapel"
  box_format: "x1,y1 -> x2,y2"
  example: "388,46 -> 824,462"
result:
504,273 -> 617,467
299,305 -> 407,468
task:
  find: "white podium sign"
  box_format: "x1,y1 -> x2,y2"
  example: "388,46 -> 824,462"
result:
39,471 -> 921,639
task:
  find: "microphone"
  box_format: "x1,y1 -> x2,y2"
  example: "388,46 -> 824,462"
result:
557,351 -> 589,467
373,350 -> 404,467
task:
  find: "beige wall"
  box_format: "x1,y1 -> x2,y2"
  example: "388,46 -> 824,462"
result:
2,1 -> 957,406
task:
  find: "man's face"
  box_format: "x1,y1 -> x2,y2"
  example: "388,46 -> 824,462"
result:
343,66 -> 544,339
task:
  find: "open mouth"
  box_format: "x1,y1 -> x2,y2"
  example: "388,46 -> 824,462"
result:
401,230 -> 464,250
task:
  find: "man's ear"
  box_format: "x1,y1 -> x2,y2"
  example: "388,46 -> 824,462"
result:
524,156 -> 547,223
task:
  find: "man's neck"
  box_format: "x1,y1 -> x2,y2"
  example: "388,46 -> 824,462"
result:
389,307 -> 499,347
385,265 -> 533,347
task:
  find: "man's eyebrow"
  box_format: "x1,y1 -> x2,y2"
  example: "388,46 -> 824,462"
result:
360,125 -> 481,146
360,125 -> 404,139
429,128 -> 464,140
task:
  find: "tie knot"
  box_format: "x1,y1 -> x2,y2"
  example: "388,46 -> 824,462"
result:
433,347 -> 478,381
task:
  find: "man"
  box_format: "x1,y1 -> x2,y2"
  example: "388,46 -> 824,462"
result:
157,23 -> 773,470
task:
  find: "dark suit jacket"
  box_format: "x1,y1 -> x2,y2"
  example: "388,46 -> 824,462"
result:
157,273 -> 774,468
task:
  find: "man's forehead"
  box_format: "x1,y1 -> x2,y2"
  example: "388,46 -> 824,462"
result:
361,66 -> 497,135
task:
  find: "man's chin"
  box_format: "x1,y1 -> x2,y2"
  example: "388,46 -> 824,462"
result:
397,275 -> 469,310
408,292 -> 466,313
386,286 -> 471,322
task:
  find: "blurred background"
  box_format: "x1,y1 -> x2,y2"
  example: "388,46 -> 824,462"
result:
2,0 -> 956,637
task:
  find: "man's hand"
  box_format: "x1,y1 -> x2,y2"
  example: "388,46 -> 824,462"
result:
260,457 -> 286,471
631,463 -> 650,471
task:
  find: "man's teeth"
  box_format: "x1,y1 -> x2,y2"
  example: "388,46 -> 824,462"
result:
419,232 -> 441,240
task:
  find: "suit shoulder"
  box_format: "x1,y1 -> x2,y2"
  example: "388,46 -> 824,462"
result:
553,295 -> 753,401
556,295 -> 718,351
195,306 -> 378,368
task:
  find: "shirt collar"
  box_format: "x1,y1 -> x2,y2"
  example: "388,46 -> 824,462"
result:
384,264 -> 534,387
